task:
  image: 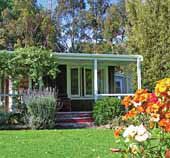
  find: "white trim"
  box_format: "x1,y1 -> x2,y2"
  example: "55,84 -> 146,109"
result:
8,78 -> 13,112
55,53 -> 143,62
70,97 -> 94,100
57,57 -> 139,62
97,94 -> 134,97
70,93 -> 135,100
137,57 -> 142,89
115,78 -> 123,93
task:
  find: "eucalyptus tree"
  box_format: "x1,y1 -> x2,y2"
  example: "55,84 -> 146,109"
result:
86,0 -> 110,45
55,0 -> 87,52
104,2 -> 126,54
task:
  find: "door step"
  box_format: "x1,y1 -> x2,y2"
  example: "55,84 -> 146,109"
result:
56,112 -> 94,128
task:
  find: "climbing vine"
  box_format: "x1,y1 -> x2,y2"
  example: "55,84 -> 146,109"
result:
0,47 -> 58,89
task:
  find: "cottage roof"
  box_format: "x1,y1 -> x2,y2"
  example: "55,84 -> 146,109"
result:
55,53 -> 143,62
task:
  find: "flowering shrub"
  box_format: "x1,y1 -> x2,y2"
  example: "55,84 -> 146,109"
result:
113,78 -> 170,158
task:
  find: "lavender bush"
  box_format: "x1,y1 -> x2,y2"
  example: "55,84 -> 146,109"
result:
23,89 -> 59,129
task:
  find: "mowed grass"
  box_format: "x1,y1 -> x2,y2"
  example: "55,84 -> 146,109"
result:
0,129 -> 121,158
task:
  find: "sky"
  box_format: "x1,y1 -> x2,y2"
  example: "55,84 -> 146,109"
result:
37,0 -> 57,10
37,0 -> 118,10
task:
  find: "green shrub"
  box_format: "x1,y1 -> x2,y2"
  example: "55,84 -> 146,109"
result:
0,112 -> 11,125
23,89 -> 59,129
0,112 -> 24,125
93,97 -> 124,126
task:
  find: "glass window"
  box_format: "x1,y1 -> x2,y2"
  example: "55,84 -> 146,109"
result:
71,68 -> 79,95
115,79 -> 122,94
85,68 -> 93,95
98,69 -> 105,94
115,81 -> 121,93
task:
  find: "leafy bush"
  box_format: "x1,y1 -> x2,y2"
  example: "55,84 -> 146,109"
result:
0,112 -> 24,125
93,97 -> 124,126
23,89 -> 59,129
0,112 -> 11,125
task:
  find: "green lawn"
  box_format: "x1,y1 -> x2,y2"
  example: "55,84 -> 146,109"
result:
0,129 -> 121,158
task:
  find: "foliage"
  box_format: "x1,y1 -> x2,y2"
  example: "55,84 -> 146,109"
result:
126,0 -> 170,91
0,0 -> 58,50
0,112 -> 11,125
55,0 -> 87,52
0,47 -> 58,89
104,1 -> 127,54
113,78 -> 170,158
0,0 -> 13,18
23,89 -> 59,129
54,0 -> 126,53
0,0 -> 126,53
93,97 -> 124,126
0,112 -> 24,125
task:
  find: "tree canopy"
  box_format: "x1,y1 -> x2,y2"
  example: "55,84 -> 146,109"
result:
0,0 -> 58,50
126,0 -> 170,90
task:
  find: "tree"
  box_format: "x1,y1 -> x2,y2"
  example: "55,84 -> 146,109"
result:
126,0 -> 170,91
0,0 -> 12,17
55,0 -> 87,52
104,1 -> 127,54
0,0 -> 58,50
79,0 -> 127,54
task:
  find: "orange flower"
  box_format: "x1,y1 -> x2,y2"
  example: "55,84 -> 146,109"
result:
165,112 -> 170,119
159,118 -> 170,132
139,93 -> 150,102
133,95 -> 140,103
123,108 -> 137,120
165,124 -> 170,132
136,106 -> 144,113
159,118 -> 169,127
136,89 -> 148,95
122,96 -> 132,108
114,128 -> 123,139
146,106 -> 152,114
128,108 -> 137,117
133,89 -> 150,103
146,103 -> 159,114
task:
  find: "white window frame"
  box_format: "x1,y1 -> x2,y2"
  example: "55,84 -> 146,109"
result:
67,64 -> 110,99
115,78 -> 123,94
69,66 -> 81,97
84,67 -> 93,97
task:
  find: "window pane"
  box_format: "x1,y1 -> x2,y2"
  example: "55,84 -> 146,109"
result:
98,69 -> 104,94
115,81 -> 121,93
71,68 -> 79,95
85,69 -> 93,95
